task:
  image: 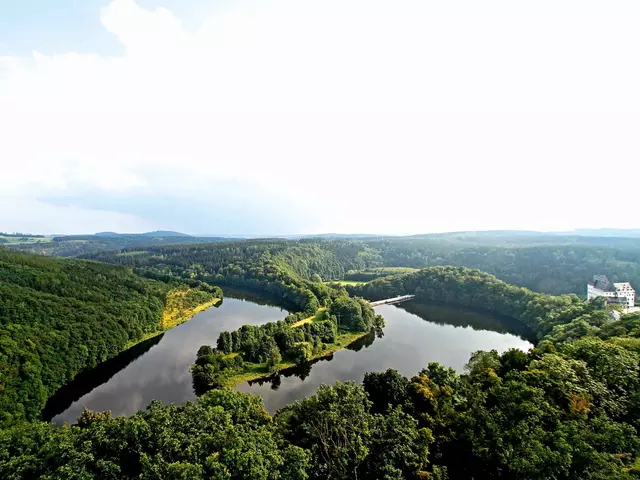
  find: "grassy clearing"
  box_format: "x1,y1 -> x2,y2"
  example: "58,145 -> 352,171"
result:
367,267 -> 419,274
162,288 -> 221,329
117,250 -> 147,257
222,363 -> 272,386
342,267 -> 420,283
330,280 -> 367,286
163,296 -> 221,328
126,288 -> 220,349
0,235 -> 53,245
220,330 -> 369,387
291,307 -> 327,327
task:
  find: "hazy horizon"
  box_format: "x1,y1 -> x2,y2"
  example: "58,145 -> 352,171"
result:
6,227 -> 640,238
2,1 -> 639,235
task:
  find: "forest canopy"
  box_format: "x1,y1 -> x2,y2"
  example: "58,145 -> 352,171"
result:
3,314 -> 640,479
0,249 -> 221,425
80,234 -> 640,297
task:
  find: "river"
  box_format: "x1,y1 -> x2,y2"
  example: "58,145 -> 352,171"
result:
236,301 -> 533,412
44,290 -> 288,424
45,292 -> 533,424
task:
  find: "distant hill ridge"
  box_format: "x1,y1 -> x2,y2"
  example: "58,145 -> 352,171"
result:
141,231 -> 192,237
94,231 -> 192,238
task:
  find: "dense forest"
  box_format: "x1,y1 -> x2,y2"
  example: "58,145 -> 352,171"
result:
0,249 -> 221,425
414,244 -> 640,295
358,236 -> 640,295
9,232 -> 230,257
2,291 -> 639,478
89,241 -> 363,319
79,235 -> 640,297
350,266 -> 585,340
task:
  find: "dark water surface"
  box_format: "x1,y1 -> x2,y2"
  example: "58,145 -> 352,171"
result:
45,290 -> 288,424
46,295 -> 532,424
236,302 -> 533,412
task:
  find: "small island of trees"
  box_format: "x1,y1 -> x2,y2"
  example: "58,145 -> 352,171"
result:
191,295 -> 384,392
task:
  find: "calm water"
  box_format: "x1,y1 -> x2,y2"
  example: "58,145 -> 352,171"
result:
236,302 -> 533,412
44,291 -> 288,424
45,295 -> 533,423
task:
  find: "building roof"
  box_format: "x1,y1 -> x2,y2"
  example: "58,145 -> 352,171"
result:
589,276 -> 635,295
591,275 -> 615,291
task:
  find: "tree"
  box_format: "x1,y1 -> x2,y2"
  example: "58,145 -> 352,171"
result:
499,348 -> 530,374
329,296 -> 368,332
363,369 -> 409,414
267,347 -> 282,373
289,343 -> 312,366
279,382 -> 373,479
465,349 -> 501,377
362,407 -> 433,479
217,332 -> 233,354
197,345 -> 214,358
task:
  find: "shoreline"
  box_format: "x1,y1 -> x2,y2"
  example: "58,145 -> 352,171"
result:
43,294 -> 223,422
125,297 -> 222,350
220,330 -> 369,387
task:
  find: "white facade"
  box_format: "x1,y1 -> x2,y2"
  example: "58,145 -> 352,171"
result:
587,277 -> 636,309
614,282 -> 636,308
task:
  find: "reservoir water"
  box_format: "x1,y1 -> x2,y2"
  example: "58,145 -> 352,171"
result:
237,301 -> 533,412
44,290 -> 288,424
45,292 -> 533,424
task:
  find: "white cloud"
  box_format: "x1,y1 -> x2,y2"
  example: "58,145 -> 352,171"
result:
1,0 -> 640,234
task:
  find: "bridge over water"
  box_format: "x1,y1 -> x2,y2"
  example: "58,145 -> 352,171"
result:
369,295 -> 415,307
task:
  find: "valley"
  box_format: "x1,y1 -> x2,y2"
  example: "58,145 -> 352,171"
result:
1,232 -> 640,479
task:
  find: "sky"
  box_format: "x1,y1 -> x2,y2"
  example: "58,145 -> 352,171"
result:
1,0 -> 639,236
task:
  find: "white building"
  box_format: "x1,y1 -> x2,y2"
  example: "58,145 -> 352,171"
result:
587,275 -> 635,309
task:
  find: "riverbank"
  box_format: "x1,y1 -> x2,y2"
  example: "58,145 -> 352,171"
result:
126,290 -> 222,349
221,330 -> 369,387
290,307 -> 327,327
192,296 -> 384,392
328,280 -> 367,286
46,292 -> 286,424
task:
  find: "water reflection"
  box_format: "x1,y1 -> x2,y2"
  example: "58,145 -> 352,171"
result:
247,356 -> 324,390
46,290 -> 288,425
400,301 -> 536,341
221,286 -> 297,311
346,329 -> 379,351
46,295 -> 536,424
247,328 -> 384,391
42,333 -> 165,421
236,301 -> 533,412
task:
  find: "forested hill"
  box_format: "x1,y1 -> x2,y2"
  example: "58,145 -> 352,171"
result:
84,236 -> 640,296
0,249 -> 221,425
7,232 -> 232,257
408,244 -> 640,295
354,237 -> 640,295
350,266 -> 584,340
